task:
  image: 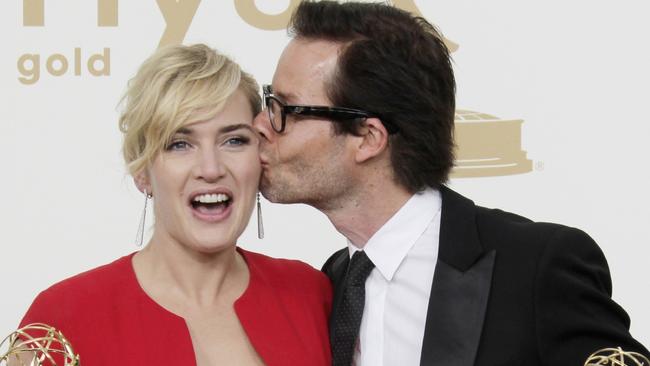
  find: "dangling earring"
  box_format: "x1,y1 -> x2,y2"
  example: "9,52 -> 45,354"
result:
135,189 -> 152,247
257,192 -> 264,239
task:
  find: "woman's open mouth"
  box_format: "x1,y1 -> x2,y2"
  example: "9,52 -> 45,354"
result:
189,192 -> 233,222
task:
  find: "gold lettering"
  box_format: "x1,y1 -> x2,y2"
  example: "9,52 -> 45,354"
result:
156,0 -> 201,48
235,0 -> 301,31
87,48 -> 111,76
98,0 -> 118,27
17,54 -> 40,85
46,54 -> 68,76
23,0 -> 117,27
23,0 -> 44,26
74,48 -> 82,75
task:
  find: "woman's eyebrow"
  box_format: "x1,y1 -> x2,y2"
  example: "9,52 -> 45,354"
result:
172,124 -> 253,136
174,127 -> 192,135
219,123 -> 254,134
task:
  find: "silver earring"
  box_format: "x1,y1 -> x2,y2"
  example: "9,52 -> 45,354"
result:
135,189 -> 152,247
257,192 -> 264,239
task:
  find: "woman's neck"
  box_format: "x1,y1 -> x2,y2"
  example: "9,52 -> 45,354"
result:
132,232 -> 249,312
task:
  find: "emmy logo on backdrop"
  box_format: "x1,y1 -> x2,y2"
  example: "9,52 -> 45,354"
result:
452,110 -> 533,178
0,323 -> 79,366
584,347 -> 650,366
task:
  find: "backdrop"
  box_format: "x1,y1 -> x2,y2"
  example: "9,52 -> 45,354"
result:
2,0 -> 648,346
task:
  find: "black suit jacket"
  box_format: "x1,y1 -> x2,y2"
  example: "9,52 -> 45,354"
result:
322,187 -> 649,365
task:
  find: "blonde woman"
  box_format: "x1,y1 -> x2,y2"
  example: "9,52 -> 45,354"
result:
18,44 -> 332,365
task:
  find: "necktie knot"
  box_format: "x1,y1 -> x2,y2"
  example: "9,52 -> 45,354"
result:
347,250 -> 375,286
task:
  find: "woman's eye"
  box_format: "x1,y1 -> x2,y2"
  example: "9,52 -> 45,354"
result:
225,136 -> 250,146
166,140 -> 190,151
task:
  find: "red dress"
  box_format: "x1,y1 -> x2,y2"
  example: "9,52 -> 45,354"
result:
19,248 -> 332,365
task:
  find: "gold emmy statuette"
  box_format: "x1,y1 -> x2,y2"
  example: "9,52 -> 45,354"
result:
584,347 -> 650,366
0,323 -> 79,366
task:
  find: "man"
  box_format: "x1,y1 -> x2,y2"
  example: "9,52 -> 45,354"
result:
253,1 -> 649,365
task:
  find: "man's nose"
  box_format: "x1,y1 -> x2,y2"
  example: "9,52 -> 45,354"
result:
253,110 -> 273,143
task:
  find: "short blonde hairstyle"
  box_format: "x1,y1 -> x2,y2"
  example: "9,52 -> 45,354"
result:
119,44 -> 261,176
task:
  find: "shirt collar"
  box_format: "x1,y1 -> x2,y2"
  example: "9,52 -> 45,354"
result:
348,188 -> 441,281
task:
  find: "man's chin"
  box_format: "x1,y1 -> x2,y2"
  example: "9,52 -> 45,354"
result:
260,182 -> 300,205
259,181 -> 284,203
259,190 -> 280,203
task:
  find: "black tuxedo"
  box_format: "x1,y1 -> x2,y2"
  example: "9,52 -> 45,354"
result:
323,187 -> 649,365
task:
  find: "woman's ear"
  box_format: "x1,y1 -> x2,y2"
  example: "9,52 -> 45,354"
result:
133,171 -> 152,196
355,117 -> 390,163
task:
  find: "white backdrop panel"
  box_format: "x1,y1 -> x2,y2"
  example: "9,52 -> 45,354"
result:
1,0 -> 648,347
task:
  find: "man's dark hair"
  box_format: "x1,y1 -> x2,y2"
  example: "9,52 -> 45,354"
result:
289,1 -> 456,192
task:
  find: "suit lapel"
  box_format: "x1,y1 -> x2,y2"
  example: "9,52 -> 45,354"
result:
419,187 -> 495,366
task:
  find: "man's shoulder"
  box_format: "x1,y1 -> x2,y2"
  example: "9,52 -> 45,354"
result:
468,203 -> 609,284
441,187 -> 602,260
443,186 -> 566,232
474,204 -> 596,249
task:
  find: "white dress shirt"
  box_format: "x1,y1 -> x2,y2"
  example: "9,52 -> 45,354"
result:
349,189 -> 442,366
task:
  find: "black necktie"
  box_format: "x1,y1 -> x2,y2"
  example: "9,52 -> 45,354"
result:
331,250 -> 376,366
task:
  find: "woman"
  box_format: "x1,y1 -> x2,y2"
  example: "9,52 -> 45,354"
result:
18,44 -> 332,365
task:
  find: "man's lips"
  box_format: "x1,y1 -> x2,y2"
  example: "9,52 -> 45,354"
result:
260,160 -> 271,170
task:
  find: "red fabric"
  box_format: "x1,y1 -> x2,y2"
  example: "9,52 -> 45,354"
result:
19,248 -> 332,366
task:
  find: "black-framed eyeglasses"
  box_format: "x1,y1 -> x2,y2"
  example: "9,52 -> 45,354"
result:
262,84 -> 398,134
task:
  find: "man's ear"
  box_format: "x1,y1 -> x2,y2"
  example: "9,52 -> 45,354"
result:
355,117 -> 390,163
133,170 -> 152,196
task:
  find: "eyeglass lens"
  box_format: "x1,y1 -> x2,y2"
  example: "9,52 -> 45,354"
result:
266,98 -> 283,132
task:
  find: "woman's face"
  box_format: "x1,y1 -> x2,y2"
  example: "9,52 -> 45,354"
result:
142,89 -> 261,254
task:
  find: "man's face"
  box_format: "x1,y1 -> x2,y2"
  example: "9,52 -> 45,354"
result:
253,38 -> 355,209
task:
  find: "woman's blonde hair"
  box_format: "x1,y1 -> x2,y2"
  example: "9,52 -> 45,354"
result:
119,44 -> 261,176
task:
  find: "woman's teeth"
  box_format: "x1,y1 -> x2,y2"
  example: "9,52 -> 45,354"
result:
193,193 -> 230,204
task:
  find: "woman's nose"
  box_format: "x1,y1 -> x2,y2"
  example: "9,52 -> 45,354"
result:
194,150 -> 226,182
